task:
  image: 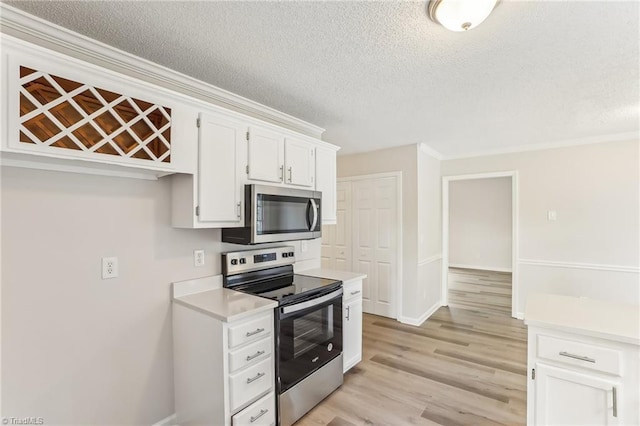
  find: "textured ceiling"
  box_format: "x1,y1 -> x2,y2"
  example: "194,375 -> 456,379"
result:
4,0 -> 639,157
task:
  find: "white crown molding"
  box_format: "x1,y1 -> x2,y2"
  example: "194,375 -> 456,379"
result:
418,143 -> 444,160
0,3 -> 325,139
519,258 -> 640,274
442,131 -> 639,160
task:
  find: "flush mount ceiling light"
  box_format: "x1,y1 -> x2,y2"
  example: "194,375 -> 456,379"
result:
428,0 -> 499,32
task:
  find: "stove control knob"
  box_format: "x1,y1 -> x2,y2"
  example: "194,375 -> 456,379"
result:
239,258 -> 246,264
282,253 -> 288,258
288,251 -> 295,257
230,259 -> 238,266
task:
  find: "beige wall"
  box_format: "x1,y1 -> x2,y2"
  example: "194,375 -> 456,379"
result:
417,148 -> 442,318
0,166 -> 319,423
442,139 -> 640,314
338,144 -> 442,322
449,177 -> 512,271
337,144 -> 419,319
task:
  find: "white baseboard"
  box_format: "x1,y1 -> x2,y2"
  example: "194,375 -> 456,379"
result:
152,413 -> 176,426
398,301 -> 442,326
516,312 -> 524,320
449,263 -> 512,273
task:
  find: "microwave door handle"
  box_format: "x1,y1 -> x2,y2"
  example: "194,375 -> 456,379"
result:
310,199 -> 318,231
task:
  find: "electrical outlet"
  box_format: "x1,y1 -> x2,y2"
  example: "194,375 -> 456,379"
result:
547,210 -> 557,221
102,257 -> 118,279
194,249 -> 205,267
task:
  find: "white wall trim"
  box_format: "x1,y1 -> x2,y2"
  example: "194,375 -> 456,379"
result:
418,254 -> 443,266
398,300 -> 442,327
338,171 -> 404,182
516,312 -> 524,321
449,263 -> 512,273
419,143 -> 444,161
518,259 -> 640,274
443,131 -> 639,160
0,3 -> 325,139
152,413 -> 176,426
442,171 -> 519,318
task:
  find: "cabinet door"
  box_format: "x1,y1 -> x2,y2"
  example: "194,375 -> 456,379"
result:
198,113 -> 246,224
343,296 -> 363,373
535,363 -> 620,426
247,126 -> 284,183
284,138 -> 314,187
315,146 -> 337,223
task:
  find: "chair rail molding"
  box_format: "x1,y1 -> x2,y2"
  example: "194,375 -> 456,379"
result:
419,254 -> 442,266
0,3 -> 325,139
518,259 -> 640,274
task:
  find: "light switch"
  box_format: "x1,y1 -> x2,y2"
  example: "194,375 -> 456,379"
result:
547,210 -> 557,221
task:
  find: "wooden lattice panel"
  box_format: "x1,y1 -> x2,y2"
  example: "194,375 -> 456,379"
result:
18,66 -> 172,163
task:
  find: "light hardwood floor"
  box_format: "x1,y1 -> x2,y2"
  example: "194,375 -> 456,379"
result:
297,270 -> 526,426
448,267 -> 513,315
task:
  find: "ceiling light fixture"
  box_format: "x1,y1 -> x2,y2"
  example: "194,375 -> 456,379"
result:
428,0 -> 499,32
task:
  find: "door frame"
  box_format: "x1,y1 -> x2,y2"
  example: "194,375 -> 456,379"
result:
338,171 -> 403,320
441,171 -> 519,318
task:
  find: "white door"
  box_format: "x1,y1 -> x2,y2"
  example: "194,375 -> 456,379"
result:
247,125 -> 284,183
284,138 -> 314,187
321,181 -> 352,270
535,363 -> 620,426
198,112 -> 246,224
352,177 -> 398,318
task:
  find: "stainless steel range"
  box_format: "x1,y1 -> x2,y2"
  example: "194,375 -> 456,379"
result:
222,246 -> 343,426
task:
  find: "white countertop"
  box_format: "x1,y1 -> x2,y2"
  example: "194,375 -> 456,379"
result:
525,293 -> 640,345
297,268 -> 367,283
173,287 -> 277,323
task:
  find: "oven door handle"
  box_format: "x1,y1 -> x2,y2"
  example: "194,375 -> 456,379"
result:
281,288 -> 343,315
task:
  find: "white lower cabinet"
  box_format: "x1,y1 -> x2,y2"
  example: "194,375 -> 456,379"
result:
534,363 -> 620,425
173,305 -> 276,426
232,392 -> 276,426
527,326 -> 638,426
342,279 -> 363,372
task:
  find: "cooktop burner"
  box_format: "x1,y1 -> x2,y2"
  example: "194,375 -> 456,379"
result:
222,246 -> 342,305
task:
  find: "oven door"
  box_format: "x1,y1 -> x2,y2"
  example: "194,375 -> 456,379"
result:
277,288 -> 342,393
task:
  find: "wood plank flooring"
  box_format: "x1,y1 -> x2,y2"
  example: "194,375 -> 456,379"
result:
296,271 -> 526,426
448,268 -> 513,315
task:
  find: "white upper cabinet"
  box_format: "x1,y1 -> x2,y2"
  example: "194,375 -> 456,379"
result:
171,111 -> 247,228
284,137 -> 315,187
197,112 -> 247,225
247,125 -> 285,183
315,146 -> 338,224
1,35 -> 195,176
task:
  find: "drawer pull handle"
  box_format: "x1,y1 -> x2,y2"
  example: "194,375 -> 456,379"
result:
559,351 -> 596,363
350,290 -> 361,295
250,408 -> 268,423
246,328 -> 265,337
246,372 -> 266,384
246,350 -> 265,362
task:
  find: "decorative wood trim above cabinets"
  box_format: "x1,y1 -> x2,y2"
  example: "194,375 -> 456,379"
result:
0,3 -> 325,139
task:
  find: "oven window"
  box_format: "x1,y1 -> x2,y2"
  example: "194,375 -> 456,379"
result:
257,195 -> 310,234
292,306 -> 333,357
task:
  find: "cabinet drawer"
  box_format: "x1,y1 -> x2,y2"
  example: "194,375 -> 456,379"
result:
537,334 -> 621,376
229,357 -> 273,411
343,280 -> 363,301
232,392 -> 276,426
229,314 -> 272,349
229,336 -> 273,373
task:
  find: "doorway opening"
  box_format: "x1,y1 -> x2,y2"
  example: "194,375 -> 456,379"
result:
442,172 -> 519,318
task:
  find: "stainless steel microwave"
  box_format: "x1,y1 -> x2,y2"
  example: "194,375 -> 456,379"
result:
221,185 -> 322,244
